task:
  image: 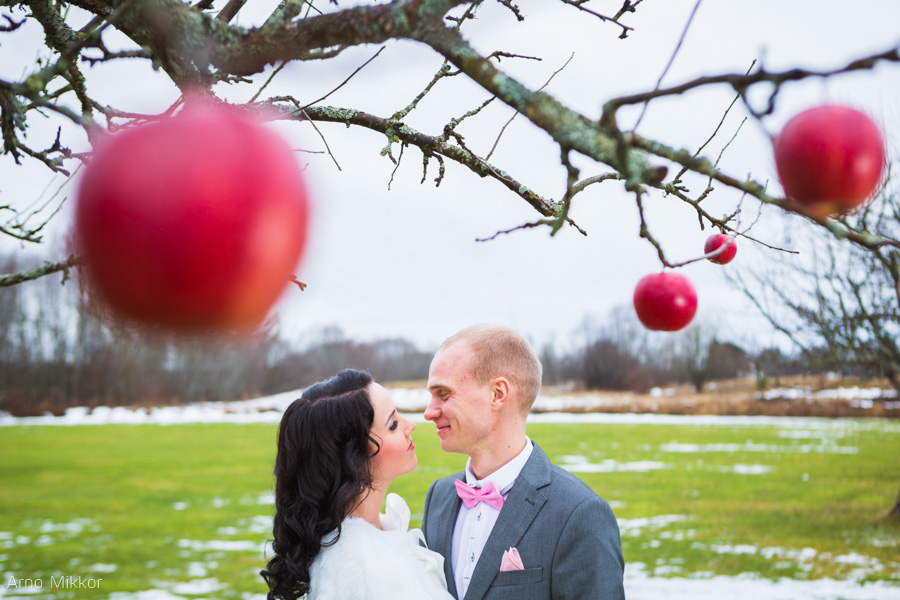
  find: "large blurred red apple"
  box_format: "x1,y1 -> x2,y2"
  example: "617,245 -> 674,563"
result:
633,272 -> 697,332
73,100 -> 309,332
704,233 -> 737,265
774,105 -> 885,217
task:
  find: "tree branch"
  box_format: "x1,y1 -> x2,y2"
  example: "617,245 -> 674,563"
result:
0,255 -> 80,287
269,102 -> 559,216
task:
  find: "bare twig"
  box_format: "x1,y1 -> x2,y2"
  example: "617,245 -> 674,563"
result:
486,51 -> 541,62
612,0 -> 644,22
572,172 -> 625,196
476,219 -> 554,242
671,60 -> 756,186
486,52 -> 573,160
559,0 -> 635,38
249,61 -> 287,103
0,255 -> 80,287
495,0 -> 525,21
0,13 -> 25,32
604,45 -> 900,120
299,108 -> 341,171
631,0 -> 703,132
298,46 -> 384,111
388,143 -> 406,190
277,102 -> 556,216
217,0 -> 248,23
393,61 -> 454,121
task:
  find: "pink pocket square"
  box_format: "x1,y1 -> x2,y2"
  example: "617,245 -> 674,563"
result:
500,547 -> 524,572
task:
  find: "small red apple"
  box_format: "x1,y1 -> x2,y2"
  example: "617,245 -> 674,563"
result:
774,104 -> 885,217
73,99 -> 310,332
704,233 -> 737,265
633,272 -> 698,332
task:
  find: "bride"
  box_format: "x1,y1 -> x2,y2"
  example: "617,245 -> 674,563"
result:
261,369 -> 453,600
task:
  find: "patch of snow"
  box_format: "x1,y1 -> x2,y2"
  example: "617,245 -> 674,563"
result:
88,563 -> 118,573
186,562 -> 212,578
38,518 -> 92,535
177,539 -> 261,552
760,386 -> 897,402
618,514 -> 691,536
717,464 -> 774,475
624,569 -> 900,600
171,578 -> 227,594
559,456 -> 668,473
107,591 -> 190,600
660,442 -> 858,455
3,387 -> 899,429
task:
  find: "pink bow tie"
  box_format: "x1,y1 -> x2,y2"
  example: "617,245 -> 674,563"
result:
455,479 -> 505,511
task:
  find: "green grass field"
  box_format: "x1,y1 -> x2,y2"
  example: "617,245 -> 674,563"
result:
1,419 -> 899,598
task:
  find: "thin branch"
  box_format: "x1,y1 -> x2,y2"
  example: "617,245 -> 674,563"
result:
631,0 -> 702,132
486,52 -> 574,161
486,51 -> 541,62
476,219 -> 554,242
393,61 -> 454,121
217,0 -> 248,23
0,13 -> 25,32
442,95 -> 496,136
495,0 -> 524,21
671,60 -> 756,186
388,142 -> 406,190
249,61 -> 287,104
604,45 -> 900,119
270,102 -> 557,216
635,186 -> 669,266
706,116 -> 747,187
0,255 -> 80,287
298,46 -> 384,111
299,108 -> 342,171
572,172 -> 624,196
612,0 -> 644,22
559,0 -> 635,38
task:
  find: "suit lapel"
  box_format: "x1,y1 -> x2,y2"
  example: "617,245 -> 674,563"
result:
430,473 -> 465,599
462,444 -> 552,600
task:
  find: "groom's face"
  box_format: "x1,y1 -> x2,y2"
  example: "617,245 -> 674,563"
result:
425,341 -> 494,454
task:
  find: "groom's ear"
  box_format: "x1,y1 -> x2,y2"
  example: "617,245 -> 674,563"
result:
489,377 -> 511,411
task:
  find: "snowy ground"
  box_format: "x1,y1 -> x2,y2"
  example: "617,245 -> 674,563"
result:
6,568 -> 896,600
3,387 -> 898,599
3,385 -> 900,427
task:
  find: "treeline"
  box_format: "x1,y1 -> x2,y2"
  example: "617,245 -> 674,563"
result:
0,254 -> 433,416
1,254 -> 839,416
537,306 -> 845,393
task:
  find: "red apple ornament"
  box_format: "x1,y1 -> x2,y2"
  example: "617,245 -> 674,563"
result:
73,99 -> 310,332
774,105 -> 885,217
704,233 -> 737,265
633,272 -> 698,332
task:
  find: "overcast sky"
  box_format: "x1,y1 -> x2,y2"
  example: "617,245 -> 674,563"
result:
2,0 -> 899,352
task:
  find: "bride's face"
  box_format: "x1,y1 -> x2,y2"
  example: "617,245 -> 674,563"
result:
368,383 -> 417,486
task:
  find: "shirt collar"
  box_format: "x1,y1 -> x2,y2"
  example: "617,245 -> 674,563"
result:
464,437 -> 533,495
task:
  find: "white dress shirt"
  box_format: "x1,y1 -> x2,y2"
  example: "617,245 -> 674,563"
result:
451,437 -> 534,599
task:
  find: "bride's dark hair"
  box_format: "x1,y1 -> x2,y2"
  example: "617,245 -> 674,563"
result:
261,369 -> 380,600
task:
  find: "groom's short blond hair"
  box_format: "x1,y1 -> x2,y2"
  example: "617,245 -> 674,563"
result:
440,324 -> 542,414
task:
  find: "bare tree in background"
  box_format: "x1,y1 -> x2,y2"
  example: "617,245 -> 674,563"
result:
735,167 -> 900,389
734,166 -> 900,520
0,0 -> 899,289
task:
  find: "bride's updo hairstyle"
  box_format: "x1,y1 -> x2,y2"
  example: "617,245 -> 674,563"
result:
261,369 -> 381,600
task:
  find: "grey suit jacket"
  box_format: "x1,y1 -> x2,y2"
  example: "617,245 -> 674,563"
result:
422,443 -> 625,600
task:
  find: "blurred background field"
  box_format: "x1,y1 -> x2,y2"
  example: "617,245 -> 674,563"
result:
2,417 -> 898,599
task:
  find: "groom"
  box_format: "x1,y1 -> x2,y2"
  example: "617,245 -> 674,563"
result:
421,324 -> 625,600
